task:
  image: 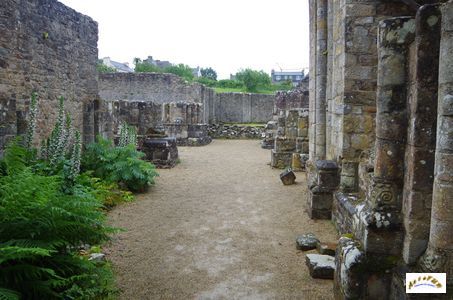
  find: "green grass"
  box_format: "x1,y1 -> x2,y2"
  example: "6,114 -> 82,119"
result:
214,87 -> 279,95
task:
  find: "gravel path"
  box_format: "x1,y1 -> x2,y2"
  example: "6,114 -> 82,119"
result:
106,140 -> 338,299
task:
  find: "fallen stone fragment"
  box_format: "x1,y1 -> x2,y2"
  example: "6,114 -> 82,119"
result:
280,169 -> 296,185
89,253 -> 106,262
316,242 -> 337,256
296,233 -> 319,251
305,254 -> 335,279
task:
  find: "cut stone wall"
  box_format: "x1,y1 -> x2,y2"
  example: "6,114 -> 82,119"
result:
267,87 -> 310,169
214,92 -> 274,123
99,73 -> 214,124
0,0 -> 98,151
308,0 -> 453,298
99,73 -> 275,124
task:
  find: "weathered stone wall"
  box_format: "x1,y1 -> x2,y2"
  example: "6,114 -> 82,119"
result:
98,73 -> 214,124
274,89 -> 309,114
308,0 -> 453,298
214,92 -> 274,123
420,1 -> 453,288
96,100 -> 162,139
0,0 -> 98,150
208,124 -> 264,139
99,73 -> 274,124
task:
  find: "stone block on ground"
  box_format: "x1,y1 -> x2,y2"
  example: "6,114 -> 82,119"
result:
271,150 -> 293,169
305,254 -> 335,279
296,233 -> 320,251
316,242 -> 337,256
275,136 -> 296,152
280,169 -> 296,185
291,153 -> 303,171
142,137 -> 178,168
89,253 -> 106,262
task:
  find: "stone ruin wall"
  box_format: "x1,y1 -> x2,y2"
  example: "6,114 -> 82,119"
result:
99,72 -> 214,125
98,73 -> 276,138
0,0 -> 98,150
264,87 -> 310,169
214,92 -> 274,123
308,0 -> 453,298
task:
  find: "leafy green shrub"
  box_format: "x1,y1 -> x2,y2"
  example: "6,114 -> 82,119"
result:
82,136 -> 158,192
235,68 -> 271,92
216,79 -> 244,89
134,58 -> 163,73
195,77 -> 217,87
163,64 -> 194,81
96,61 -> 117,73
200,67 -> 217,80
0,143 -> 116,299
77,172 -> 134,209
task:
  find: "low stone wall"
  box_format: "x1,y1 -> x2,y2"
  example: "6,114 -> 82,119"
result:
164,124 -> 211,146
214,93 -> 274,123
208,124 -> 264,139
96,100 -> 162,139
97,99 -> 211,146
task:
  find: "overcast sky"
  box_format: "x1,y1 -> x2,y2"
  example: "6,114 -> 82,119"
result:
59,0 -> 309,79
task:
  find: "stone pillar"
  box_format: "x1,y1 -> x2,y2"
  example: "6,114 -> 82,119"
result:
421,1 -> 453,286
402,5 -> 441,265
308,0 -> 317,161
314,0 -> 328,160
363,17 -> 415,257
370,17 -> 415,214
307,160 -> 339,219
325,0 -> 333,159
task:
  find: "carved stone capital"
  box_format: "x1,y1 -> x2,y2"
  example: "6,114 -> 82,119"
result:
368,178 -> 399,208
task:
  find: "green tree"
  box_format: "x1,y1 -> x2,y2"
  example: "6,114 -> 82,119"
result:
235,69 -> 271,92
163,64 -> 194,81
200,67 -> 217,81
134,58 -> 163,73
96,61 -> 116,73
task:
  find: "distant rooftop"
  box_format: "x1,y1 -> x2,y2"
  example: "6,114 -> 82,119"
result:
102,57 -> 133,73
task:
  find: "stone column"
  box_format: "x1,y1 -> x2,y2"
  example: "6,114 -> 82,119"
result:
421,1 -> 453,285
308,0 -> 316,161
365,17 -> 415,256
370,17 -> 415,213
314,0 -> 328,160
402,5 -> 441,265
325,0 -> 333,159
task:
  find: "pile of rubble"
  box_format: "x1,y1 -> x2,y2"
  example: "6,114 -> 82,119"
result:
208,124 -> 264,139
296,233 -> 337,280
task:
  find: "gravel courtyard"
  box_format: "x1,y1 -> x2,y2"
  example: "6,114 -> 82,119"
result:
106,140 -> 337,299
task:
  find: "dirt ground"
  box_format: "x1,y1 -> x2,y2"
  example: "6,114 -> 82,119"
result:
105,140 -> 338,299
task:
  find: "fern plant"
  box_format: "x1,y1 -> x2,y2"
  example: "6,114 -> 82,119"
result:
0,142 -> 116,299
82,136 -> 158,192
